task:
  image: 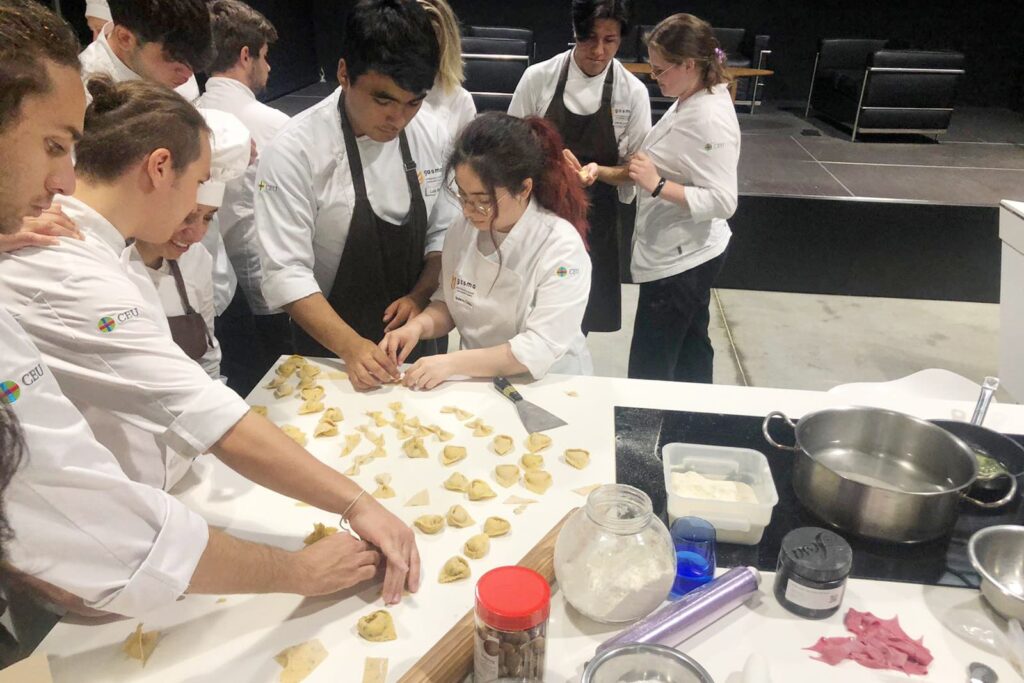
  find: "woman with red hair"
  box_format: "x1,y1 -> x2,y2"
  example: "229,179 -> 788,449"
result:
381,112 -> 593,390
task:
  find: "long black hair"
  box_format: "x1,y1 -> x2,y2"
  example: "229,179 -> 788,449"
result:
0,406 -> 26,559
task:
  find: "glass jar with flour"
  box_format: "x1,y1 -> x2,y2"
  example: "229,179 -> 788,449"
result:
554,484 -> 676,623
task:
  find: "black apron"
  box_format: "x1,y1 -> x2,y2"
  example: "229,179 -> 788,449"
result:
292,91 -> 437,360
545,54 -> 623,333
167,260 -> 213,361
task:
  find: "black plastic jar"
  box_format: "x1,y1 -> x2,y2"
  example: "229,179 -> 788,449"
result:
774,527 -> 853,619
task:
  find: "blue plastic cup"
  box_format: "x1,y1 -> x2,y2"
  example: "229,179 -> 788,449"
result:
669,516 -> 717,598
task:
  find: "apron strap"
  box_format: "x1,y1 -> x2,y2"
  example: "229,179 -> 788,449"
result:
168,260 -> 213,345
337,90 -> 370,202
600,60 -> 615,108
552,52 -> 572,102
398,131 -> 428,227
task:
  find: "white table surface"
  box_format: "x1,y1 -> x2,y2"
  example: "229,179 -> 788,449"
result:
36,361 -> 1024,682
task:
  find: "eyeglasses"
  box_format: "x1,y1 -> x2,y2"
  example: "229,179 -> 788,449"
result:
649,62 -> 682,79
445,183 -> 510,217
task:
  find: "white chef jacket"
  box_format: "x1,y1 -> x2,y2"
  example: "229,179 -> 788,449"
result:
422,82 -> 477,142
79,23 -> 201,103
630,84 -> 740,283
432,199 -> 593,378
198,76 -> 290,316
0,308 -> 207,617
508,49 -> 651,203
0,196 -> 250,488
143,245 -> 222,380
255,87 -> 456,312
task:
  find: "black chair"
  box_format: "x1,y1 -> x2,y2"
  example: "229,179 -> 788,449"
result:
805,39 -> 966,141
461,36 -> 530,58
462,56 -> 529,113
464,26 -> 535,62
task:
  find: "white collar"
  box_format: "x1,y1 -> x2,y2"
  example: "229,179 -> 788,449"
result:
205,76 -> 257,102
58,195 -> 130,255
567,49 -> 614,82
93,24 -> 144,83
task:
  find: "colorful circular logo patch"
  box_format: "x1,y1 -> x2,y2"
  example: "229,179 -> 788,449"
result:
0,381 -> 21,405
97,316 -> 117,333
556,266 -> 569,278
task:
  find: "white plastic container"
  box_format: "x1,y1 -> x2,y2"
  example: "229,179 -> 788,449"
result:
662,443 -> 779,545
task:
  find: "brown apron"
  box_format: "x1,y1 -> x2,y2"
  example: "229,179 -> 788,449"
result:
166,260 -> 213,361
291,90 -> 438,360
545,54 -> 623,333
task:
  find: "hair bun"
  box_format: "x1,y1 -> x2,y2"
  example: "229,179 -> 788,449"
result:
85,75 -> 126,113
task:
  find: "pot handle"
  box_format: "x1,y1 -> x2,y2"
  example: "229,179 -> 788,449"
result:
962,474 -> 1019,510
762,411 -> 800,451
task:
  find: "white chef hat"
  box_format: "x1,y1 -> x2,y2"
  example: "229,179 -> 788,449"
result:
196,109 -> 252,208
85,0 -> 112,22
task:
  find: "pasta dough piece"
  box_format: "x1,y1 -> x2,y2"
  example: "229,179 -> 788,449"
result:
467,479 -> 496,501
503,495 -> 538,506
413,514 -> 444,534
417,426 -> 435,438
444,472 -> 470,492
300,385 -> 325,402
341,433 -> 362,456
564,448 -> 591,470
441,445 -> 467,466
303,522 -> 338,546
406,416 -> 422,428
388,401 -> 403,412
281,354 -> 307,369
438,556 -> 471,584
396,424 -> 418,440
392,411 -> 407,427
566,390 -> 579,397
492,434 -> 514,456
513,504 -> 529,515
343,462 -> 360,476
362,657 -> 389,683
314,421 -> 338,438
251,405 -> 268,417
372,474 -> 395,499
464,533 -> 490,559
357,426 -> 385,447
281,425 -> 307,447
368,445 -> 386,459
524,470 -> 553,495
404,489 -> 429,507
275,639 -> 328,683
355,454 -> 376,466
520,453 -> 544,471
403,437 -> 428,459
357,610 -> 397,642
495,464 -> 519,488
465,418 -> 484,429
483,516 -> 511,537
274,383 -> 294,399
322,407 -> 344,423
122,624 -> 159,665
299,364 -> 321,380
435,428 -> 454,442
446,504 -> 475,528
297,375 -> 318,390
366,411 -> 389,428
574,484 -> 602,497
441,406 -> 473,421
265,375 -> 288,390
298,400 -> 324,415
525,432 -> 552,453
473,424 -> 494,437
275,364 -> 297,379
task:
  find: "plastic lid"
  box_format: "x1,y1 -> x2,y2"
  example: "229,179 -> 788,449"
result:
475,566 -> 551,632
778,527 -> 853,584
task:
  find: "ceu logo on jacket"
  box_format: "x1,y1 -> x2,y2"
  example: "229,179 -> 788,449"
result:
97,317 -> 117,333
555,264 -> 581,279
0,380 -> 20,405
97,308 -> 142,333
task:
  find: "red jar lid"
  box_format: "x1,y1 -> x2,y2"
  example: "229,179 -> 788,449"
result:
475,566 -> 550,632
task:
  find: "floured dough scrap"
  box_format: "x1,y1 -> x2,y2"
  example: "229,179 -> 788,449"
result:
404,489 -> 429,507
251,405 -> 268,417
525,432 -> 552,453
438,556 -> 471,583
362,657 -> 389,683
483,516 -> 511,537
495,464 -> 519,488
388,401 -> 403,412
573,484 -> 603,497
446,504 -> 475,528
520,453 -> 544,471
372,474 -> 395,499
473,423 -> 494,437
281,425 -> 307,447
464,533 -> 490,559
341,433 -> 362,456
275,639 -> 328,683
413,514 -> 445,534
523,470 -> 553,495
303,522 -> 338,546
357,610 -> 397,642
444,472 -> 470,492
503,495 -> 538,506
298,400 -> 324,415
122,623 -> 159,666
492,434 -> 514,456
299,385 -> 325,402
566,390 -> 579,397
513,504 -> 528,515
327,370 -> 349,381
265,375 -> 288,390
274,383 -> 294,399
403,437 -> 429,459
441,445 -> 467,466
314,421 -> 338,438
564,448 -> 591,469
322,407 -> 344,423
468,479 -> 497,501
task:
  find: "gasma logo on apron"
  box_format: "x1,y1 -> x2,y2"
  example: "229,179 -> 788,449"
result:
451,273 -> 477,307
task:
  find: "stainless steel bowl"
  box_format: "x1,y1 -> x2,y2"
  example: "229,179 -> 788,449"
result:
582,643 -> 714,683
968,525 -> 1024,620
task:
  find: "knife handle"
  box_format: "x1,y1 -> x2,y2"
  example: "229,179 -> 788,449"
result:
493,376 -> 523,403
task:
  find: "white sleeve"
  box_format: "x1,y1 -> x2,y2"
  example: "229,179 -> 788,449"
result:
619,82 -> 652,204
508,233 -> 591,379
254,137 -> 322,310
454,89 -> 477,137
2,319 -> 208,617
25,264 -> 249,459
507,68 -> 536,118
424,135 -> 456,256
675,111 -> 740,223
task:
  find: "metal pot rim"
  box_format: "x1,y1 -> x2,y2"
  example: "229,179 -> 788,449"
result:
967,525 -> 1024,604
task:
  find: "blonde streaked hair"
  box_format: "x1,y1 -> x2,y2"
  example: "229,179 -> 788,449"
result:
417,0 -> 464,92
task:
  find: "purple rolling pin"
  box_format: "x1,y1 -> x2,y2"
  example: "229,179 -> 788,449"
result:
596,566 -> 761,653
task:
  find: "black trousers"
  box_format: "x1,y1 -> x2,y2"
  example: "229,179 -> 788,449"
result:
215,289 -> 293,396
627,250 -> 728,384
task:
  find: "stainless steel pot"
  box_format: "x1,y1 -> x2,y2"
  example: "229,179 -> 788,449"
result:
763,406 -> 1017,543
